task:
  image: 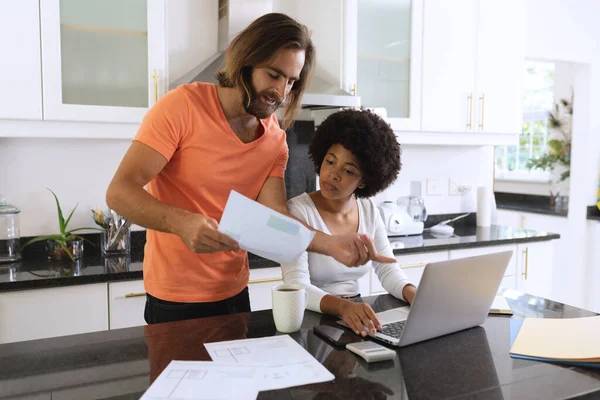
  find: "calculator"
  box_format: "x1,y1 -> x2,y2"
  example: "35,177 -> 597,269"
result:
345,340 -> 397,363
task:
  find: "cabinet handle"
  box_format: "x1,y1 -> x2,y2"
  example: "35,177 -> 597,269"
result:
466,93 -> 473,130
351,83 -> 357,96
399,262 -> 427,269
248,277 -> 282,284
479,93 -> 485,130
153,69 -> 158,104
125,292 -> 146,298
521,248 -> 529,280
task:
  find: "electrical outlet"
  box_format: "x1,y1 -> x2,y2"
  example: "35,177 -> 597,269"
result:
449,179 -> 460,196
426,178 -> 442,196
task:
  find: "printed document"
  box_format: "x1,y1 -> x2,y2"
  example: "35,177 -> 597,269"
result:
204,335 -> 335,391
219,190 -> 316,264
140,361 -> 259,400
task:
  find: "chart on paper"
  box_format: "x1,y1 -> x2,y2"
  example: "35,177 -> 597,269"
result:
139,361 -> 259,400
205,335 -> 335,391
218,190 -> 316,264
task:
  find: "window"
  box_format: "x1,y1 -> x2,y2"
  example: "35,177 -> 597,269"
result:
495,61 -> 555,181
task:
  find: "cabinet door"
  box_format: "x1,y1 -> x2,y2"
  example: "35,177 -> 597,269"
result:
371,250 -> 448,294
586,221 -> 600,313
40,0 -> 166,124
517,241 -> 554,300
0,0 -> 43,120
449,245 -> 518,293
475,0 -> 526,134
0,283 -> 108,344
352,0 -> 423,130
421,0 -> 477,132
108,280 -> 146,330
248,267 -> 282,311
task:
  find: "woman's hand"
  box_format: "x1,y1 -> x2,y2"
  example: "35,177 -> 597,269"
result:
338,301 -> 382,337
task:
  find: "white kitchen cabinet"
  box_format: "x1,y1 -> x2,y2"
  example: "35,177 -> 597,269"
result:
108,280 -> 146,329
370,250 -> 449,295
0,283 -> 108,344
449,245 -> 518,293
350,0 -> 423,130
0,0 -> 43,120
39,0 -> 167,124
421,0 -> 476,133
516,241 -> 554,300
421,0 -> 525,135
248,267 -> 282,311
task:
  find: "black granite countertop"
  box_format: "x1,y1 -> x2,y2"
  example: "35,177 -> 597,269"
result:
0,225 -> 559,292
390,224 -> 559,255
495,192 -> 569,217
588,205 -> 600,221
0,291 -> 598,399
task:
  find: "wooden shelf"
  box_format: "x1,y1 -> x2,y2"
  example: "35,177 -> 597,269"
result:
61,24 -> 147,36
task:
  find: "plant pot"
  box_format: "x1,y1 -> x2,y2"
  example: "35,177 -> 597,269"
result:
46,239 -> 83,261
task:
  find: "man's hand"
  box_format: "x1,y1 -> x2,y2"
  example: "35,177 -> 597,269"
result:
339,301 -> 382,337
326,233 -> 396,267
175,212 -> 240,253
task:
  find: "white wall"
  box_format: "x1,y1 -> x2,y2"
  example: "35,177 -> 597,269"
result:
373,145 -> 494,215
0,138 -> 135,237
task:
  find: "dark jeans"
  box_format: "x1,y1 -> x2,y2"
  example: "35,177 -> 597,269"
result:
144,287 -> 251,324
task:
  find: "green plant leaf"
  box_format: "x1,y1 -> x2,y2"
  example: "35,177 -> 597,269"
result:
560,170 -> 570,182
20,234 -> 64,250
67,227 -> 104,233
47,188 -> 66,235
63,203 -> 79,231
68,234 -> 96,248
58,241 -> 75,262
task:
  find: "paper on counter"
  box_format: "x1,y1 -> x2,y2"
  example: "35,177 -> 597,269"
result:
140,360 -> 259,400
489,295 -> 513,315
205,335 -> 335,391
219,190 -> 316,264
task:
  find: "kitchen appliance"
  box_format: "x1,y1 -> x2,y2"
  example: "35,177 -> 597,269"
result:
378,181 -> 427,236
170,0 -> 360,110
0,195 -> 21,263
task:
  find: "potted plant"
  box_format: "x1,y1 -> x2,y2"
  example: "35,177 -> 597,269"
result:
527,94 -> 573,206
21,189 -> 101,261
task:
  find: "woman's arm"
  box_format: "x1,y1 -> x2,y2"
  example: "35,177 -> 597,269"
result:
370,201 -> 417,304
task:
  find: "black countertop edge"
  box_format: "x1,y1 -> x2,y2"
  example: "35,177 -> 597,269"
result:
393,233 -> 560,255
496,203 -> 568,217
3,224 -> 559,293
588,205 -> 600,221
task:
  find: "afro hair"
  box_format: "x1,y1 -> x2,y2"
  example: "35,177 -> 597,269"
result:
308,109 -> 401,198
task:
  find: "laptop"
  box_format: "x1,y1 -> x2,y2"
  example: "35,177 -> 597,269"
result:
338,250 -> 513,347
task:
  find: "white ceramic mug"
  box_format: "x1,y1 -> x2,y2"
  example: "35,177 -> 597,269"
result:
271,284 -> 307,333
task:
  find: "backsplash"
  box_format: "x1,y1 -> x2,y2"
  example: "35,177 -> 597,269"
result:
0,137 -> 494,236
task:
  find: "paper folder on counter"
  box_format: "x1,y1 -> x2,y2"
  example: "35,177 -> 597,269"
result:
509,315 -> 600,367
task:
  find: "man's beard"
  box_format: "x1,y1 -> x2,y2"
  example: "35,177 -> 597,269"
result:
243,83 -> 283,119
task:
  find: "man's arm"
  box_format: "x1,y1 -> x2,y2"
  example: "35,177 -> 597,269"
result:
256,176 -> 395,266
106,141 -> 238,252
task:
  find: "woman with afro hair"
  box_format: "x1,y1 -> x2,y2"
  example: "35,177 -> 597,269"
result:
281,109 -> 417,337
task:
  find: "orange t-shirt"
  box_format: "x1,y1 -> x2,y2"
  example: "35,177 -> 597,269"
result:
134,82 -> 288,303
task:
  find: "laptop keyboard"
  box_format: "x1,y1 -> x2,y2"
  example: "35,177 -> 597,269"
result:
380,320 -> 406,338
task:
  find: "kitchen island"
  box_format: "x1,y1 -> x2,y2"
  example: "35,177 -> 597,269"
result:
0,290 -> 598,399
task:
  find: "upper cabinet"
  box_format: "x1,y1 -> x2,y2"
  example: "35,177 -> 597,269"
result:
349,0 -> 423,131
421,0 -> 526,134
0,0 -> 43,120
39,0 -> 166,123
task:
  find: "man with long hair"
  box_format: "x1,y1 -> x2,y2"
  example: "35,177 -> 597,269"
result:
106,13 -> 394,324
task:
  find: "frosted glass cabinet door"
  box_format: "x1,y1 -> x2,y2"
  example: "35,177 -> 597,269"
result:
40,0 -> 166,124
352,0 -> 423,131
